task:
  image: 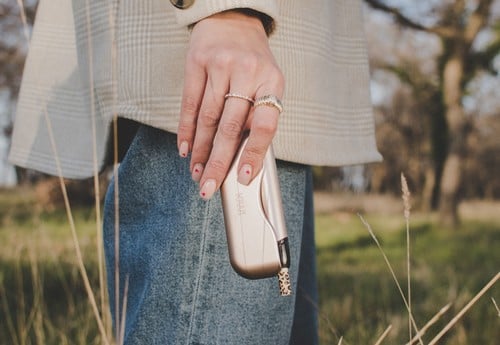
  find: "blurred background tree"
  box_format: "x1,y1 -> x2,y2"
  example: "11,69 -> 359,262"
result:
0,0 -> 37,186
363,0 -> 500,226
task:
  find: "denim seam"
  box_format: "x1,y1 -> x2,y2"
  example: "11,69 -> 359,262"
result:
185,198 -> 212,344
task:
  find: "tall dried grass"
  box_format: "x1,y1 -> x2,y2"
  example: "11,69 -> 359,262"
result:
354,175 -> 499,344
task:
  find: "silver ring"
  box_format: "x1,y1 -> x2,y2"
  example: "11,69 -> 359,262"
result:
224,93 -> 255,104
254,95 -> 283,114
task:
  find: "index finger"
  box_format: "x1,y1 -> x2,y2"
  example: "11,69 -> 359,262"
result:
177,61 -> 207,157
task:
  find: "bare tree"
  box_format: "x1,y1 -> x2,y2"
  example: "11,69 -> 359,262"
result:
0,0 -> 37,102
0,0 -> 37,185
365,0 -> 499,226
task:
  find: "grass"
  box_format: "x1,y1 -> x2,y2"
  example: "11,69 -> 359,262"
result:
315,210 -> 500,344
0,188 -> 104,345
0,188 -> 499,344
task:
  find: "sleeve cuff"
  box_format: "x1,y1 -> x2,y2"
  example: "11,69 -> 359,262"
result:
172,0 -> 279,32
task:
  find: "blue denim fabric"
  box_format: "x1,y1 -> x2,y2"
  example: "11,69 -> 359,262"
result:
103,126 -> 318,345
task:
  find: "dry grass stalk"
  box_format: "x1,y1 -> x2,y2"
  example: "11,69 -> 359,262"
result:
15,2 -> 111,344
15,0 -> 29,40
83,0 -> 110,338
14,253 -> 27,344
428,272 -> 500,345
401,173 -> 411,221
358,215 -> 424,345
492,297 -> 500,317
44,108 -> 110,345
320,311 -> 344,343
405,303 -> 452,345
0,281 -> 19,345
401,173 -> 412,342
373,325 -> 392,345
337,336 -> 343,345
300,287 -> 344,343
29,250 -> 45,345
118,276 -> 130,345
112,116 -> 121,344
108,2 -> 123,342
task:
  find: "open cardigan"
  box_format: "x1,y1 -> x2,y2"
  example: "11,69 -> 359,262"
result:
9,0 -> 381,178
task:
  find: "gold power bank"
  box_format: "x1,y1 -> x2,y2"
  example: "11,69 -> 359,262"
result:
221,138 -> 291,282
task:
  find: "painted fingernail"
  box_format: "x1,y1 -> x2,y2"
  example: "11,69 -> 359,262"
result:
200,179 -> 217,200
179,141 -> 189,158
238,164 -> 253,185
192,163 -> 204,182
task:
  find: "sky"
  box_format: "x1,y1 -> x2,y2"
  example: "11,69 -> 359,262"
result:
0,88 -> 16,186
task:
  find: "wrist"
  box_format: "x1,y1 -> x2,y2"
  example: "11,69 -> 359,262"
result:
191,8 -> 274,36
230,8 -> 275,36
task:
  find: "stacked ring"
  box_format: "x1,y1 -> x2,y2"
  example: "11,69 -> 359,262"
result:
224,93 -> 284,114
254,95 -> 283,114
224,93 -> 255,104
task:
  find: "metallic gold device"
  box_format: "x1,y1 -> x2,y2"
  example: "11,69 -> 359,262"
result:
221,137 -> 292,296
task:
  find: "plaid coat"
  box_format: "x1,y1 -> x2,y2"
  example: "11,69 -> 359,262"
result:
9,0 -> 381,178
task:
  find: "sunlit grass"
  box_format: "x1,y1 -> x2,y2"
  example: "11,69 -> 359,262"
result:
0,188 -> 102,345
315,211 -> 500,344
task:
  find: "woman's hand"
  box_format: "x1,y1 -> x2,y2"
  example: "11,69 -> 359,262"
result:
176,10 -> 284,200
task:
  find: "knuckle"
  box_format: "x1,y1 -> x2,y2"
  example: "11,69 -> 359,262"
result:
243,145 -> 266,164
269,67 -> 285,90
178,123 -> 194,133
177,124 -> 195,139
239,54 -> 259,73
182,95 -> 200,115
191,147 -> 211,162
219,119 -> 243,139
212,50 -> 233,69
252,118 -> 277,137
178,117 -> 196,131
188,50 -> 208,66
276,70 -> 285,90
206,159 -> 227,175
261,64 -> 285,91
199,108 -> 220,128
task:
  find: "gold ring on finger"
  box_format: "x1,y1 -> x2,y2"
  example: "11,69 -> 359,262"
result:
224,93 -> 255,104
254,95 -> 283,114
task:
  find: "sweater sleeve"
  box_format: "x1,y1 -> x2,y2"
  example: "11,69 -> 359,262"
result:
171,0 -> 279,29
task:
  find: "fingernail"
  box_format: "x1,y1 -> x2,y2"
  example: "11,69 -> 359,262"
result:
238,164 -> 253,185
200,179 -> 217,200
192,163 -> 204,182
179,141 -> 189,158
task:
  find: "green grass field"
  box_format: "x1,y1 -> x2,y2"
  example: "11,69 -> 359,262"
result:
1,188 -> 499,344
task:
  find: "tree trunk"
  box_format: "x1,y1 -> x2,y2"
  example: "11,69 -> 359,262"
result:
438,53 -> 466,227
363,0 -> 495,222
439,153 -> 461,226
421,165 -> 435,212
